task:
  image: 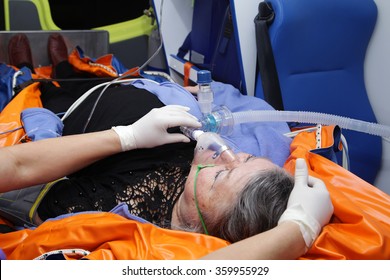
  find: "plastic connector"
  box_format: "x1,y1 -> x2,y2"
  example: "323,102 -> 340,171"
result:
201,106 -> 234,135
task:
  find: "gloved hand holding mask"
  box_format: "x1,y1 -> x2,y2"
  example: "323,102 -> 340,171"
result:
112,105 -> 201,151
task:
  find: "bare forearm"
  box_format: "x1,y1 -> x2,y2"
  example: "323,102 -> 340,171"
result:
201,222 -> 306,260
0,130 -> 122,192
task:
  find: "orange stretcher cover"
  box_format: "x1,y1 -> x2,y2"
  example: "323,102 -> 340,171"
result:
0,82 -> 42,147
285,126 -> 390,260
0,49 -> 132,148
0,212 -> 229,260
68,48 -> 140,78
1,125 -> 389,259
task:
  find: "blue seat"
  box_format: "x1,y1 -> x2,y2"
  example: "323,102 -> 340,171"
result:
254,0 -> 381,184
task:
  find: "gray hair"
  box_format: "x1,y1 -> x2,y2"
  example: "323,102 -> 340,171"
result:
202,167 -> 294,243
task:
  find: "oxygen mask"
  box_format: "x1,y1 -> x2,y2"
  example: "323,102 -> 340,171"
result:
181,127 -> 238,166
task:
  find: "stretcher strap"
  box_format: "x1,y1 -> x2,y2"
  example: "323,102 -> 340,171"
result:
34,248 -> 91,260
254,2 -> 284,110
183,62 -> 193,87
316,124 -> 322,149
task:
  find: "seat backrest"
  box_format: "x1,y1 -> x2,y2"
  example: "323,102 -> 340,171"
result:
255,0 -> 381,184
176,0 -> 245,93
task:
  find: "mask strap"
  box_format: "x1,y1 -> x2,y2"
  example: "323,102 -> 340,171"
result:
194,164 -> 215,235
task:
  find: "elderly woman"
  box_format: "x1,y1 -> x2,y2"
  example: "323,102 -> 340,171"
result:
0,104 -> 332,259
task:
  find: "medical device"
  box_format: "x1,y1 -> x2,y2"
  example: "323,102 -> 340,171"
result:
180,106 -> 235,137
180,126 -> 237,165
197,70 -> 214,116
194,106 -> 390,141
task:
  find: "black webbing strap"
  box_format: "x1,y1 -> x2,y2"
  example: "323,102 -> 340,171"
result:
254,2 -> 284,110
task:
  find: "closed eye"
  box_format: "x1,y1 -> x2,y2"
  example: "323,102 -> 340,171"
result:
245,155 -> 255,162
214,170 -> 224,181
211,169 -> 227,189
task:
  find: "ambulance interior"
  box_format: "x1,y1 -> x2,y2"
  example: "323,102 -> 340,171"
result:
0,0 -> 390,260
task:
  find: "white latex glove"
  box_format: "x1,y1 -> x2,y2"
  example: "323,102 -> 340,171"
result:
112,105 -> 201,151
278,158 -> 334,250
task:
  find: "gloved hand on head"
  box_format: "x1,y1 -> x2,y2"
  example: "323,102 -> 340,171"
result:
112,105 -> 201,151
278,158 -> 334,251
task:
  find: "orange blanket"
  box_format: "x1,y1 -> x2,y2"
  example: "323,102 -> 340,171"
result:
0,82 -> 42,147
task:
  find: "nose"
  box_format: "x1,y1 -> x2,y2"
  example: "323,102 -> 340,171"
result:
219,149 -> 240,168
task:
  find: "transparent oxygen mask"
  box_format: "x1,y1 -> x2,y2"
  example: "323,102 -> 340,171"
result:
181,127 -> 238,166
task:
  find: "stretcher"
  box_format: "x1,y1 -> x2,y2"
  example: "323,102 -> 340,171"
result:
0,51 -> 390,260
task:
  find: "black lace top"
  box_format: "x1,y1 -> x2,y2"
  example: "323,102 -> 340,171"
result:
38,150 -> 193,228
38,82 -> 196,228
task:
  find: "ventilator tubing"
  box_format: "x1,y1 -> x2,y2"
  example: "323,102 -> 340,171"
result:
204,106 -> 390,139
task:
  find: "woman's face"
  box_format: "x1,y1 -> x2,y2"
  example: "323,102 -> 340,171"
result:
171,151 -> 278,231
